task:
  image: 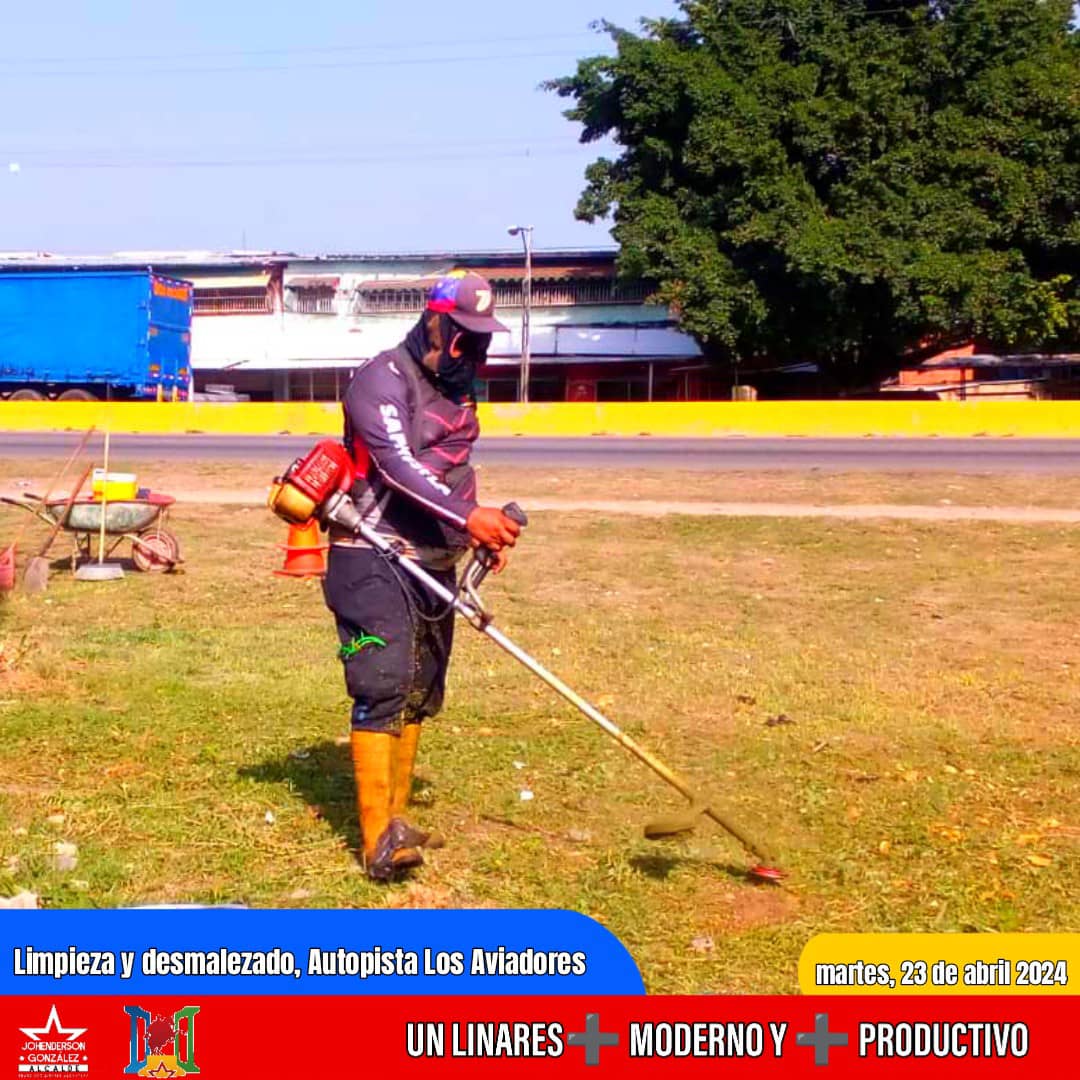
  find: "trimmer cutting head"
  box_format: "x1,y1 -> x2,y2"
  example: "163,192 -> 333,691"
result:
748,864 -> 786,885
645,806 -> 786,884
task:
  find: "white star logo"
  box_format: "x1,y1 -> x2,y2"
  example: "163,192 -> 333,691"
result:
19,1005 -> 87,1042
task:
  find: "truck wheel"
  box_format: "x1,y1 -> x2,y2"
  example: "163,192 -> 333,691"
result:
57,389 -> 98,402
7,388 -> 45,401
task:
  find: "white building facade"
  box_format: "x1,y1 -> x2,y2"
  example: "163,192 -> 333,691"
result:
1,249 -> 713,401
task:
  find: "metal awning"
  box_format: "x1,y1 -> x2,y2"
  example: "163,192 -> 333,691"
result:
483,354 -> 692,368
187,272 -> 270,290
481,265 -> 612,281
354,269 -> 617,290
197,357 -> 362,371
285,275 -> 340,289
355,277 -> 443,292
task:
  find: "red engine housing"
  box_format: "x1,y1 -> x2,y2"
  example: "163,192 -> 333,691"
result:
286,439 -> 360,504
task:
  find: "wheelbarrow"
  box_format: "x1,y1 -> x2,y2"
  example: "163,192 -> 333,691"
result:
0,491 -> 182,573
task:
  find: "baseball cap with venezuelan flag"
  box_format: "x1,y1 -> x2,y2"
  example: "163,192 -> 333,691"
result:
426,269 -> 509,334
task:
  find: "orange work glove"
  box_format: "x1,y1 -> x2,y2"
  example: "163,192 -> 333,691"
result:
466,506 -> 522,551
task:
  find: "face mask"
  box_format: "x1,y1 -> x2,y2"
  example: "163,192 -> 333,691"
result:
434,318 -> 491,402
448,328 -> 491,366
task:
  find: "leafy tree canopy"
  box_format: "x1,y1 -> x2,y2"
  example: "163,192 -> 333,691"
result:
548,1 -> 1080,379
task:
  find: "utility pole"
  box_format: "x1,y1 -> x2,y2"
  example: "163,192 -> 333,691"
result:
508,225 -> 534,403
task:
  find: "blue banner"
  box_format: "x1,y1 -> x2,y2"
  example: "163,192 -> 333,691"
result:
1,908 -> 644,996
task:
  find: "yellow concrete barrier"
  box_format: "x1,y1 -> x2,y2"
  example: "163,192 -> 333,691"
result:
0,402 -> 342,436
2,400 -> 1080,437
482,401 -> 1080,438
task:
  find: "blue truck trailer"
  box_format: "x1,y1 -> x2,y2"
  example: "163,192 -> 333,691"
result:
0,269 -> 193,401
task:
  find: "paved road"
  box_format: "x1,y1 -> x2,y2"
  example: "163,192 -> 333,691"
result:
3,432 -> 1080,471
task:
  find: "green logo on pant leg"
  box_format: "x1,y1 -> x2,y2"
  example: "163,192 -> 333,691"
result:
339,632 -> 388,660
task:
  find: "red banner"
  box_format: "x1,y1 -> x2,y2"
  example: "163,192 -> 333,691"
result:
4,995 -> 1072,1078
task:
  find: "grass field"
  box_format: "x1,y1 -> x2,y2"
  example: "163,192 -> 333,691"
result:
1,480 -> 1078,993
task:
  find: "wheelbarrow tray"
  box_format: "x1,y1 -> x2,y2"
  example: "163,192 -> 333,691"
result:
42,495 -> 174,535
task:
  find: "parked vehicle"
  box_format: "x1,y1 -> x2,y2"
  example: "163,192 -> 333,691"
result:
0,269 -> 193,401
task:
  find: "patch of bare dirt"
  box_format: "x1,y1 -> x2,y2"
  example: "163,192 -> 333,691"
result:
382,882 -> 460,909
0,669 -> 55,696
0,783 -> 55,797
708,882 -> 802,934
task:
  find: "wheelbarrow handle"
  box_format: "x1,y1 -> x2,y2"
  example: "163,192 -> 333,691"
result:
0,496 -> 54,525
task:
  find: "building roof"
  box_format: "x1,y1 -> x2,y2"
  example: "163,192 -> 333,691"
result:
0,251 -> 289,272
0,247 -> 618,272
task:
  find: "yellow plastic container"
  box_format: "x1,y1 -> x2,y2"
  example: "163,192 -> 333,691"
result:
91,470 -> 138,501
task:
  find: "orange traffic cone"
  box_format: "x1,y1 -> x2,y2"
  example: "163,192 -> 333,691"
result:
274,520 -> 327,578
0,544 -> 15,592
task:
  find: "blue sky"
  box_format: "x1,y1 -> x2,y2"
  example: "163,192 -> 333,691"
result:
0,0 -> 679,255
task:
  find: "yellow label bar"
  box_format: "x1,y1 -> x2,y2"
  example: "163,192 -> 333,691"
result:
799,934 -> 1079,995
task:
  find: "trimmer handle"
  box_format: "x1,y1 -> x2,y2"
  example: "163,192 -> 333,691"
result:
482,502 -> 528,565
501,502 -> 529,529
464,502 -> 528,598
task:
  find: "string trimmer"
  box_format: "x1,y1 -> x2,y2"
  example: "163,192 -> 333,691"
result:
269,440 -> 784,883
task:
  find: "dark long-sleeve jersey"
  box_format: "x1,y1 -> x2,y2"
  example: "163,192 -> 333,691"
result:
335,347 -> 479,565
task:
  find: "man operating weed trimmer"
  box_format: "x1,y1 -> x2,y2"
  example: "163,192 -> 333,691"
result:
270,272 -> 782,885
319,270 -> 519,880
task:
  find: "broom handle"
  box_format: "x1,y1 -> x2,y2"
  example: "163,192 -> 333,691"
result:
35,465 -> 92,557
355,520 -> 774,864
9,427 -> 95,549
97,431 -> 110,564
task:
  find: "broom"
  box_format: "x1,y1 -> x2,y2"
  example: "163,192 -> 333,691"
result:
16,428 -> 96,592
23,464 -> 94,592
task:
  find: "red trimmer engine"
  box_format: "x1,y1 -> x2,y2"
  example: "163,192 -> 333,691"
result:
268,439 -> 365,527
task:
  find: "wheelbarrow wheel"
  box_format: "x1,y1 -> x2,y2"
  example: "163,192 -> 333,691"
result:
132,528 -> 181,573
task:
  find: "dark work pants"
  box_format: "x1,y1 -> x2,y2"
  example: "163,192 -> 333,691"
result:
322,545 -> 456,732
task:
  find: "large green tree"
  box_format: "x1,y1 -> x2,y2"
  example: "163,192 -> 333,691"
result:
549,1 -> 1080,381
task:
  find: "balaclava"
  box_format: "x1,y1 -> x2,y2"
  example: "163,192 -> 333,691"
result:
402,311 -> 491,404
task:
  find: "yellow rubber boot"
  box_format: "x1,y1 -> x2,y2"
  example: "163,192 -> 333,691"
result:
390,722 -> 445,851
351,729 -> 424,880
350,730 -> 393,872
391,722 -> 422,819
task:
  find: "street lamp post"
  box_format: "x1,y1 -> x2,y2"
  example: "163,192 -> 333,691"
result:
508,225 -> 534,403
